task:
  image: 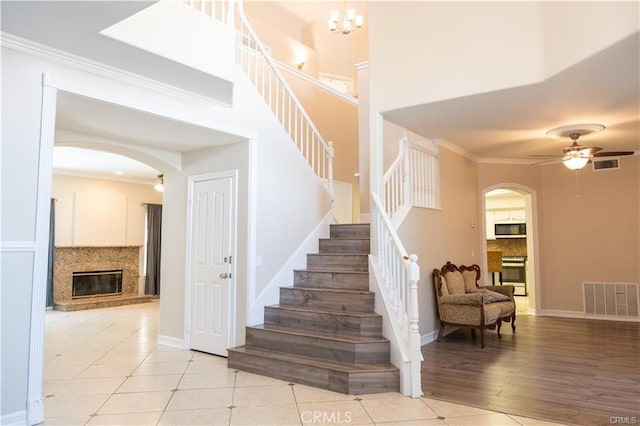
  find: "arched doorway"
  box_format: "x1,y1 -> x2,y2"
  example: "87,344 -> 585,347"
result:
481,184 -> 540,316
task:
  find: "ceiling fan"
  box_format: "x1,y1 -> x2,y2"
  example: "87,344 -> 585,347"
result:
531,124 -> 635,170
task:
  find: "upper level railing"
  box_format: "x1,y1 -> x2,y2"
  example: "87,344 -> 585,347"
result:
383,131 -> 440,226
183,0 -> 334,194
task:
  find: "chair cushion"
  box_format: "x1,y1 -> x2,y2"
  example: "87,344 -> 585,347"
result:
440,275 -> 449,296
479,288 -> 510,303
482,303 -> 502,324
444,270 -> 465,295
494,300 -> 515,316
462,269 -> 479,293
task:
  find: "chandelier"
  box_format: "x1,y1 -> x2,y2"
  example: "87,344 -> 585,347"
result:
328,7 -> 364,35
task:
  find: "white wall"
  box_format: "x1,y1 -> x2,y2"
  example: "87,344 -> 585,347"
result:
1,43 -> 329,422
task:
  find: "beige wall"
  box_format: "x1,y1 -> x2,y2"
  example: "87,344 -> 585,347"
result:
51,174 -> 162,247
284,71 -> 360,222
398,148 -> 483,334
478,157 -> 639,313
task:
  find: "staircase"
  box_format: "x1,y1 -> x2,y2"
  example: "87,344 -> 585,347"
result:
228,224 -> 400,394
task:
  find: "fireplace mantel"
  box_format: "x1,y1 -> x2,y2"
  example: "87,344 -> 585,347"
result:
54,245 -> 149,311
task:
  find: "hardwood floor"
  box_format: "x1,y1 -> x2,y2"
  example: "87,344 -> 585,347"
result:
421,315 -> 640,426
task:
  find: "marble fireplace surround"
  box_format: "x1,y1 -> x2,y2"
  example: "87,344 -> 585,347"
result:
54,246 -> 150,311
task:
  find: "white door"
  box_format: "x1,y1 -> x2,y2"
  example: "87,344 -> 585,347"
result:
189,175 -> 234,356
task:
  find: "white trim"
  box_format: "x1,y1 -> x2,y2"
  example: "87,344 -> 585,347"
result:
276,62 -> 358,106
1,33 -> 232,108
247,210 -> 333,325
420,324 -> 459,346
1,410 -> 27,426
436,138 -> 479,162
246,139 -> 258,325
480,183 -> 541,314
184,170 -> 239,354
157,335 -> 186,349
537,309 -> 640,323
354,61 -> 369,71
26,75 -> 57,426
0,241 -> 36,252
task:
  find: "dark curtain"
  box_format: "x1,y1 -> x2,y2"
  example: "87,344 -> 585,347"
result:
145,204 -> 162,296
46,198 -> 55,308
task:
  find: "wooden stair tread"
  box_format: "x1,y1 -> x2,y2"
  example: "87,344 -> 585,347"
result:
229,346 -> 397,373
320,237 -> 370,241
281,286 -> 372,295
250,324 -> 388,343
309,253 -> 367,256
294,269 -> 368,274
268,304 -> 380,318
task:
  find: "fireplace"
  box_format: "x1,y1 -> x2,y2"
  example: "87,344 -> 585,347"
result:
54,246 -> 151,311
72,269 -> 123,298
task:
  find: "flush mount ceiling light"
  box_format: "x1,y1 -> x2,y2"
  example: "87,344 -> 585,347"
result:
328,5 -> 364,35
153,174 -> 164,192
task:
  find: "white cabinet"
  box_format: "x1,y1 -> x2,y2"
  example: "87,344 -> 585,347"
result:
492,208 -> 525,223
486,211 -> 496,239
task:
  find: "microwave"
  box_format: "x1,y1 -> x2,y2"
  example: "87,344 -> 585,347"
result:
495,223 -> 526,238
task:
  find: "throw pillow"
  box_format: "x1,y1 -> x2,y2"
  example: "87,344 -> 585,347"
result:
479,288 -> 510,303
444,271 -> 465,295
462,269 -> 479,293
440,275 -> 449,296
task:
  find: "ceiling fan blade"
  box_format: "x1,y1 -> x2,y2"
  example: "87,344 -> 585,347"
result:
531,158 -> 558,165
592,151 -> 635,157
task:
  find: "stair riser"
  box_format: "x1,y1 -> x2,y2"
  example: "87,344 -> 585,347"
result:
307,254 -> 368,272
246,328 -> 390,364
280,288 -> 374,313
330,224 -> 370,239
319,239 -> 370,254
264,307 -> 382,337
294,271 -> 369,290
227,349 -> 398,394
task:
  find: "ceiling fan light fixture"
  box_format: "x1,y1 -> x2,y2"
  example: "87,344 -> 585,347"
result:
546,123 -> 605,139
153,174 -> 164,192
563,156 -> 589,170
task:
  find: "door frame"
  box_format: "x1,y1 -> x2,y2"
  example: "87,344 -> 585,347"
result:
184,170 -> 239,352
481,183 -> 541,314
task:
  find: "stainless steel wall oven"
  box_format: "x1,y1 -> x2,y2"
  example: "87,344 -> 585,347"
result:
502,256 -> 527,296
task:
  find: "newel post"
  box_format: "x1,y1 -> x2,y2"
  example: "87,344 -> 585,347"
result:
327,141 -> 335,197
401,131 -> 411,209
407,254 -> 423,398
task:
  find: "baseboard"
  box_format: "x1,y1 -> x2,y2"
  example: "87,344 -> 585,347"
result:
157,335 -> 185,349
2,410 -> 27,425
421,325 -> 458,346
537,309 -> 640,322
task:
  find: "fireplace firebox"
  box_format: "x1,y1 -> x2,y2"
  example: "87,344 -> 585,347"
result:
72,269 -> 123,298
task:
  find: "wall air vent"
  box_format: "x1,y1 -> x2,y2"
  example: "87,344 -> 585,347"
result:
592,158 -> 620,171
584,282 -> 638,318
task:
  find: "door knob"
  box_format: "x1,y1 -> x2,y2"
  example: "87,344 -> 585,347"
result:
219,273 -> 228,279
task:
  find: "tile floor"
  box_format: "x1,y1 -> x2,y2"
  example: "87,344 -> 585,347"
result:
43,301 -> 564,425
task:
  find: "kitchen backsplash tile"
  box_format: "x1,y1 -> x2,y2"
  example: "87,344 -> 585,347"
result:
487,238 -> 527,256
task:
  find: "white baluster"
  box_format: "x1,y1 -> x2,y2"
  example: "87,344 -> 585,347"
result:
327,141 -> 334,195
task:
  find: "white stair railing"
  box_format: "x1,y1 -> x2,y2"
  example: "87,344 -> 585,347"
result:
183,0 -> 334,194
371,194 -> 423,398
234,9 -> 334,192
383,131 -> 440,226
